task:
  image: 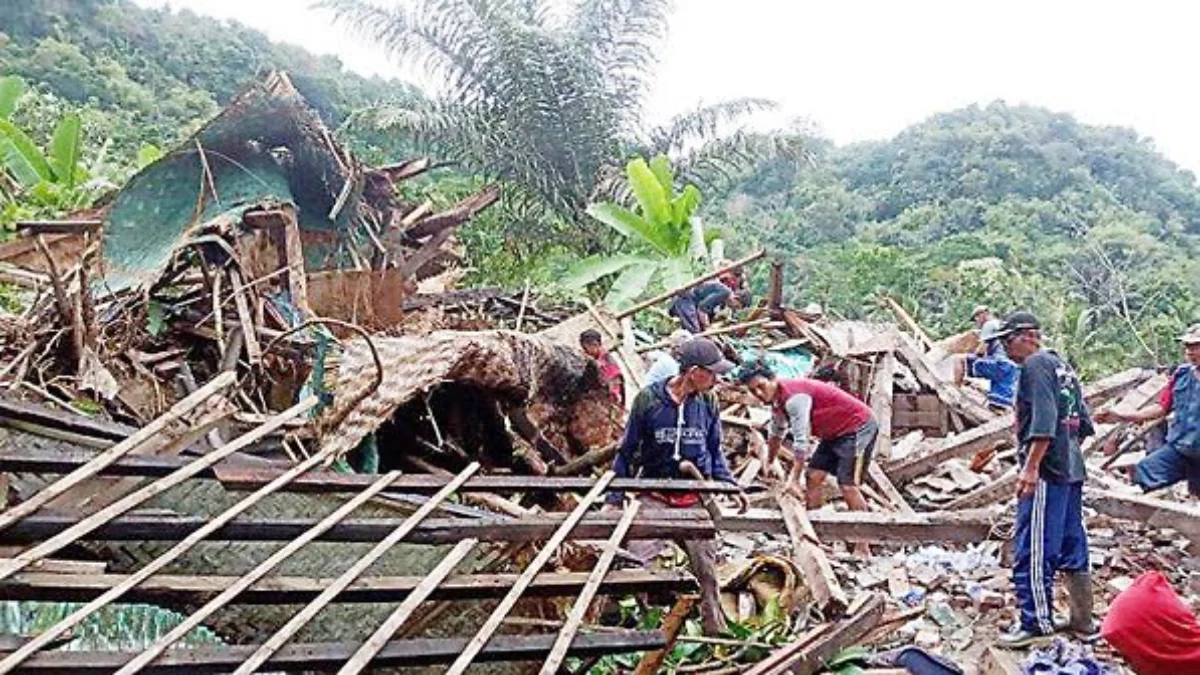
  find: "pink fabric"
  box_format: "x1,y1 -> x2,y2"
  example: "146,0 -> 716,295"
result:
1101,571 -> 1200,675
773,378 -> 873,440
1161,371 -> 1177,411
596,351 -> 624,405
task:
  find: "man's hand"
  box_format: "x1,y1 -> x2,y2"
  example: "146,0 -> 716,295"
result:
1093,407 -> 1123,424
1016,465 -> 1039,500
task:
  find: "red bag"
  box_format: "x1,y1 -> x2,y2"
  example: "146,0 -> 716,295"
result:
649,492 -> 701,508
1101,571 -> 1200,675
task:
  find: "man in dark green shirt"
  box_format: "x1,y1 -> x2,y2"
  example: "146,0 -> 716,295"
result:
995,312 -> 1096,649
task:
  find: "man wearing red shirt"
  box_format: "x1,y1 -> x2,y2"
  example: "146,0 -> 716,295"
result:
580,329 -> 624,406
740,361 -> 877,553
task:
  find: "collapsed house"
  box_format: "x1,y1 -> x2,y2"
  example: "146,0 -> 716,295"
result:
0,73 -> 1195,674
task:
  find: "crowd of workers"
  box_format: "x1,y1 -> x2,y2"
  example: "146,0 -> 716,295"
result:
576,287 -> 1200,668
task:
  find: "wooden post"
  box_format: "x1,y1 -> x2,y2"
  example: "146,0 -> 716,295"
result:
767,259 -> 784,311
777,491 -> 848,617
869,352 -> 896,461
615,250 -> 765,320
881,297 -> 934,352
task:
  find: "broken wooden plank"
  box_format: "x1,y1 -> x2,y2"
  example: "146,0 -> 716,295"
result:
869,352 -> 896,461
896,333 -> 994,424
881,297 -> 934,352
633,595 -> 697,675
636,318 -> 772,353
944,469 -> 1018,510
404,184 -> 501,239
615,250 -> 765,320
745,593 -> 885,675
867,464 -> 915,515
777,491 -> 848,617
722,508 -> 997,544
1087,488 -> 1200,543
884,414 -> 1014,485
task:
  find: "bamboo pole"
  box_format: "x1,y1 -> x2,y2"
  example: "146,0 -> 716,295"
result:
636,317 -> 773,353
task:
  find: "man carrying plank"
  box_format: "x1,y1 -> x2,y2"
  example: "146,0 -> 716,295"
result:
993,312 -> 1097,648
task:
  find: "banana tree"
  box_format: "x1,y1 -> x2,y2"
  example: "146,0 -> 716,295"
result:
563,154 -> 721,307
0,75 -> 96,214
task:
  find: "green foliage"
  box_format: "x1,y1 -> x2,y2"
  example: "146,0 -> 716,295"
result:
320,0 -> 794,256
563,154 -> 715,306
710,102 -> 1200,377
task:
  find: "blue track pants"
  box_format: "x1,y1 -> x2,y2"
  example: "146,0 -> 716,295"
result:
1012,479 -> 1089,633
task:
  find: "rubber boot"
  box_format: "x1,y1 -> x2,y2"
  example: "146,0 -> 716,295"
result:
1055,571 -> 1098,641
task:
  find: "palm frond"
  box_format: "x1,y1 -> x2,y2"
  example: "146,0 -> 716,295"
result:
673,131 -> 809,193
646,98 -> 777,156
569,0 -> 670,114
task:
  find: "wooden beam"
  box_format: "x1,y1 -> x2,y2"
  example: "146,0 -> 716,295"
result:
0,398 -> 134,442
14,220 -> 102,234
721,509 -> 997,544
1087,488 -> 1200,543
0,513 -> 715,546
868,353 -> 896,461
6,632 -> 667,674
745,593 -> 885,675
0,371 -> 236,536
777,491 -> 848,617
445,472 -> 615,675
615,250 -> 765,320
0,568 -> 693,606
895,334 -> 994,424
881,297 -> 934,352
884,414 -> 1013,485
540,501 -> 640,675
233,465 -> 481,675
766,259 -> 784,311
0,448 -> 740,494
336,539 -> 479,675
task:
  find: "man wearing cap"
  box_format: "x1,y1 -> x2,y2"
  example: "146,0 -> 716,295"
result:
737,361 -> 877,555
1096,324 -> 1200,496
607,337 -> 747,635
994,312 -> 1096,649
954,320 -> 1020,412
645,330 -> 692,384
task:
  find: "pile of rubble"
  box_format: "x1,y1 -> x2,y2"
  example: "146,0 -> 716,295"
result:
0,71 -> 1194,675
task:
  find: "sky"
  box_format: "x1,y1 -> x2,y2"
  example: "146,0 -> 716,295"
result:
134,0 -> 1200,173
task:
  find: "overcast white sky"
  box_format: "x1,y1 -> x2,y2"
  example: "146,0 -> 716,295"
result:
135,0 -> 1200,173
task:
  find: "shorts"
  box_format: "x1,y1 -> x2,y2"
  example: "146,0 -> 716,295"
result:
807,419 -> 878,486
1134,444 -> 1200,496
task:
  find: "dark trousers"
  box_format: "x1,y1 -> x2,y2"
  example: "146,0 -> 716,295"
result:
1012,479 -> 1089,633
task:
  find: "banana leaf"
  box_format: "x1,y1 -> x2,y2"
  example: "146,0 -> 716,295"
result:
605,261 -> 659,308
0,119 -> 52,187
559,254 -> 647,290
626,156 -> 671,232
586,202 -> 673,257
49,113 -> 82,189
648,154 -> 675,196
0,76 -> 25,120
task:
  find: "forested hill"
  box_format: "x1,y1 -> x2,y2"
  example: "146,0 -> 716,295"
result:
0,0 -> 415,164
711,102 -> 1200,376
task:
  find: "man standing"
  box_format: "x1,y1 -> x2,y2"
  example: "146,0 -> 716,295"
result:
738,361 -> 877,555
580,329 -> 624,406
1096,324 -> 1200,495
994,312 -> 1096,648
607,337 -> 746,635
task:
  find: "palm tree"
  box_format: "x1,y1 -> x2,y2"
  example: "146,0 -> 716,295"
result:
320,0 -> 798,250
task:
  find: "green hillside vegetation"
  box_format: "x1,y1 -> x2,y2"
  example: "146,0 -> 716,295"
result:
0,0 -> 418,172
710,102 -> 1200,376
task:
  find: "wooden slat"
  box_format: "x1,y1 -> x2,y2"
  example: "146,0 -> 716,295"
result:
777,490 -> 847,616
227,269 -> 262,364
615,250 -> 765,319
337,539 -> 479,675
0,396 -> 315,585
745,593 -> 884,675
6,632 -> 667,674
114,470 -> 404,674
721,509 -> 997,544
445,472 -> 615,675
633,594 -> 696,675
0,568 -> 693,605
0,397 -> 321,674
0,371 -> 235,534
233,464 -> 480,674
884,414 -> 1013,485
1,513 -> 715,545
539,501 -> 640,675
